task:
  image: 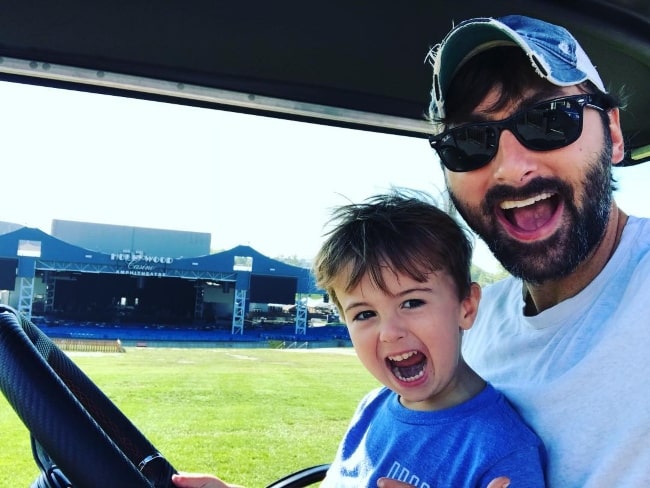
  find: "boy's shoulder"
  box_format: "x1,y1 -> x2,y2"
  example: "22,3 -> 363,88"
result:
352,386 -> 393,416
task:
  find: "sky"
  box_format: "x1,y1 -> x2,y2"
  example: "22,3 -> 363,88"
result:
1,81 -> 649,273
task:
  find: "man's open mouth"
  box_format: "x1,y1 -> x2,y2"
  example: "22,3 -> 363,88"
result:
499,192 -> 560,233
387,350 -> 427,382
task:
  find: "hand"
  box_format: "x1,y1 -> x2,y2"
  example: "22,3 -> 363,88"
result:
171,472 -> 246,488
486,477 -> 511,488
377,476 -> 511,488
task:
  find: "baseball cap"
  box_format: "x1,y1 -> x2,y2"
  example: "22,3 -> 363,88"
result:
428,15 -> 607,120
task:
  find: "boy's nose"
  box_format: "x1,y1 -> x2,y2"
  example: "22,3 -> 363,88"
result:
379,317 -> 406,343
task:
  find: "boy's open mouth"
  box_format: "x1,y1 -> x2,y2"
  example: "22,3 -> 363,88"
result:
387,350 -> 426,382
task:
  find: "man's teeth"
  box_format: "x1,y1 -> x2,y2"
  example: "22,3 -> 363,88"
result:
500,192 -> 552,210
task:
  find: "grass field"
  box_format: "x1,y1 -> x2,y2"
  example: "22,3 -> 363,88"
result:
0,346 -> 379,487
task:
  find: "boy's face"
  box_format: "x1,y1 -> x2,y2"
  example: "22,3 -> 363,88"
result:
335,267 -> 480,411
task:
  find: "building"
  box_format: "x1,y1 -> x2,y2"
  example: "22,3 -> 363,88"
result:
0,221 -> 320,334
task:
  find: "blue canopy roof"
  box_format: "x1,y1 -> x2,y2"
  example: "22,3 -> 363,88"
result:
0,227 -> 319,294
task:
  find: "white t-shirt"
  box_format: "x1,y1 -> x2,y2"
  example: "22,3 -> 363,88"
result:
463,216 -> 650,487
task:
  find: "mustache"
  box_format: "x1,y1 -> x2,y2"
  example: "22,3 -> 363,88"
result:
482,177 -> 574,214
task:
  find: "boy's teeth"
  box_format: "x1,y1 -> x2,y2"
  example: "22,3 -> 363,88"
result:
388,351 -> 426,382
393,369 -> 424,382
388,351 -> 416,362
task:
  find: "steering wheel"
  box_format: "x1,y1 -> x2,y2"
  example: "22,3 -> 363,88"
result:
264,464 -> 330,488
0,305 -> 177,486
0,306 -> 328,487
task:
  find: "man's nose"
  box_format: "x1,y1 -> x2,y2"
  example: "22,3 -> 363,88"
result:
491,130 -> 539,184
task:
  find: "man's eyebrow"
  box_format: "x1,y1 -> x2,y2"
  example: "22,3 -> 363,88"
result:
519,90 -> 566,107
466,90 -> 568,122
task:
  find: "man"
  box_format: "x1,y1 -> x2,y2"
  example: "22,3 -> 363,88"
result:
385,14 -> 650,488
173,15 -> 647,488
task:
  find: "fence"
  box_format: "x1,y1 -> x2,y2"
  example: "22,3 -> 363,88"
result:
272,341 -> 309,349
52,338 -> 126,353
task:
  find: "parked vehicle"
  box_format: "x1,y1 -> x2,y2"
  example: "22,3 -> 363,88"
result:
0,1 -> 648,486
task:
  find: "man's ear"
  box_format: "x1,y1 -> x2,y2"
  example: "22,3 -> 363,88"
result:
607,108 -> 625,166
459,282 -> 481,331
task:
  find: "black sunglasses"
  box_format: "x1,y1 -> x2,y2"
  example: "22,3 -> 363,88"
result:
429,94 -> 609,172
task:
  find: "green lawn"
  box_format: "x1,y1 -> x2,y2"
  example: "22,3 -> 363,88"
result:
0,346 -> 378,487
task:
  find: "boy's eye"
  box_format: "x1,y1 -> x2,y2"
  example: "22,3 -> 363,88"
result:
352,310 -> 376,322
402,298 -> 425,309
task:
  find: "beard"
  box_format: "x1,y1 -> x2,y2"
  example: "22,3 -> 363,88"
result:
448,148 -> 613,284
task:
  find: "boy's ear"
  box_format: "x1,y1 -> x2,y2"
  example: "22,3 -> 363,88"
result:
459,282 -> 481,331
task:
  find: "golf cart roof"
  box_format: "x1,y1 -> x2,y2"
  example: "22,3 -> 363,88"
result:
0,0 -> 649,164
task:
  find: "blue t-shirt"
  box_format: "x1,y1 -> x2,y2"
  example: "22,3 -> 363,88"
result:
322,383 -> 546,487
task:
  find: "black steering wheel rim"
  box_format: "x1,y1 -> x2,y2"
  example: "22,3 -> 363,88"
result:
264,464 -> 330,488
0,305 -> 176,487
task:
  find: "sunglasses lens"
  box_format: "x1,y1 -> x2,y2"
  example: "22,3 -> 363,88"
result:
514,99 -> 583,150
435,126 -> 498,172
431,95 -> 592,172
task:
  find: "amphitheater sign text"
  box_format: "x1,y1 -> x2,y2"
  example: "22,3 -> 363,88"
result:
110,251 -> 174,277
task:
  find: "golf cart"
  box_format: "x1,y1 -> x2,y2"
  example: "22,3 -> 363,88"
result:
0,1 -> 649,486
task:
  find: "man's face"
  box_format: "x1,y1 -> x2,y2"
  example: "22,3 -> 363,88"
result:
445,87 -> 617,284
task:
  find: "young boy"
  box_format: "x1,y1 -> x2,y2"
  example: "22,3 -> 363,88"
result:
313,190 -> 546,487
172,190 -> 546,488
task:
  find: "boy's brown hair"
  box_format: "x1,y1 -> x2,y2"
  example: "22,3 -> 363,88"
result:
313,189 -> 473,312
